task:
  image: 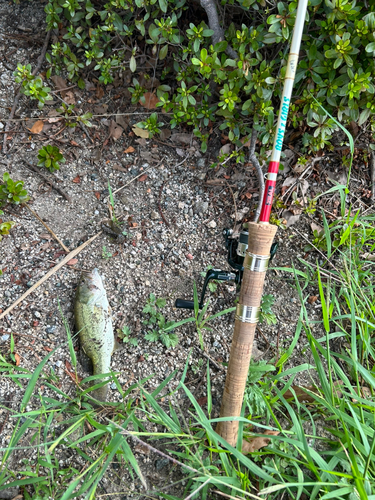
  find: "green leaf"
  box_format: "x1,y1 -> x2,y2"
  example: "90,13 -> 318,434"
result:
213,41 -> 227,52
158,0 -> 167,12
159,45 -> 168,60
129,55 -> 136,72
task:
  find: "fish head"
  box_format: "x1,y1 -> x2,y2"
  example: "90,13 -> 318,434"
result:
77,268 -> 105,305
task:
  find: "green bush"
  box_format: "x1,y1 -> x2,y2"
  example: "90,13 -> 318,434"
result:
0,173 -> 30,206
37,145 -> 66,171
42,0 -> 375,155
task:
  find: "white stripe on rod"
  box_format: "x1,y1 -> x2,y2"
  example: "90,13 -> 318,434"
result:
270,0 -> 308,164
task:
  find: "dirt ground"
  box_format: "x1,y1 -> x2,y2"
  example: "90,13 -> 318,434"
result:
0,0 -> 374,498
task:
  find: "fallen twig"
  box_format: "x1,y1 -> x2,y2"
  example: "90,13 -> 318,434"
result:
112,161 -> 163,197
0,232 -> 101,320
3,30 -> 51,154
23,161 -> 72,202
25,203 -> 69,252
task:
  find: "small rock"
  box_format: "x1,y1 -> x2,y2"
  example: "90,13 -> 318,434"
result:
193,201 -> 209,215
46,325 -> 57,334
1,335 -> 10,342
4,291 -> 11,298
151,211 -> 159,220
145,280 -> 150,286
155,458 -> 169,471
0,486 -> 20,500
178,269 -> 185,277
186,253 -> 194,260
178,201 -> 185,209
94,210 -> 99,215
207,220 -> 217,229
55,360 -> 62,367
0,122 -> 4,130
34,311 -> 41,319
197,158 -> 205,168
110,382 -> 117,390
157,243 -> 164,251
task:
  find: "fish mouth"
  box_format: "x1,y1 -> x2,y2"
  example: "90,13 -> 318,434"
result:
78,268 -> 105,304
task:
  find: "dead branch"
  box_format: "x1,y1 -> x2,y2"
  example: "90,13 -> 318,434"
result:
25,203 -> 69,252
3,30 -> 51,154
23,161 -> 72,202
200,0 -> 237,59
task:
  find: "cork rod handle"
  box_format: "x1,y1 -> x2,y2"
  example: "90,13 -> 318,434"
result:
217,222 -> 277,447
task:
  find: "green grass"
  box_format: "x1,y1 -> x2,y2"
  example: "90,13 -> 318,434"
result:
1,208 -> 375,499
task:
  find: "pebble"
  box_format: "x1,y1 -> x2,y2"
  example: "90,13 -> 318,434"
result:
5,291 -> 11,297
207,220 -> 217,228
193,201 -> 208,215
110,382 -> 117,390
197,159 -> 205,168
157,243 -> 164,251
55,360 -> 62,367
155,458 -> 169,471
151,211 -> 159,220
1,335 -> 10,341
0,122 -> 4,130
94,210 -> 99,215
46,325 -> 57,334
34,311 -> 41,318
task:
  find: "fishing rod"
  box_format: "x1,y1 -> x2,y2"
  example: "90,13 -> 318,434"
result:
215,0 -> 309,448
176,0 -> 308,448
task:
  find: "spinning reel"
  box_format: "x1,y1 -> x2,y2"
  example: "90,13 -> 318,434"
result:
175,225 -> 278,310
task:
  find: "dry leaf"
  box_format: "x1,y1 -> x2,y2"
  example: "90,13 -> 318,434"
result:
135,137 -> 147,146
94,191 -> 101,200
159,128 -> 171,140
116,114 -> 129,129
124,146 -> 135,153
308,295 -> 318,304
14,353 -> 21,366
197,396 -> 208,406
311,221 -> 324,234
244,192 -> 252,199
96,85 -> 104,99
67,258 -> 78,265
138,174 -> 148,182
220,144 -> 231,155
282,210 -> 300,228
113,164 -> 128,172
139,92 -> 159,109
64,90 -> 76,105
109,120 -> 123,140
132,126 -> 149,139
29,120 -> 44,134
51,75 -> 68,97
39,233 -> 53,240
170,133 -> 192,145
94,104 -> 109,114
242,430 -> 279,453
72,176 -> 81,183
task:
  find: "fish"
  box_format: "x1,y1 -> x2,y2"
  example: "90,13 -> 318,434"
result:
74,268 -> 116,402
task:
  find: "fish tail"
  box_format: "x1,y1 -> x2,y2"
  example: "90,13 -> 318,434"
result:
91,359 -> 111,402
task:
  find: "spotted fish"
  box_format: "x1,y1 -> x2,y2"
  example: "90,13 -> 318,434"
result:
74,269 -> 116,401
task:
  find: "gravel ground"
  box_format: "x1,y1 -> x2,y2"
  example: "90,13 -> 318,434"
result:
0,0 -> 373,497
